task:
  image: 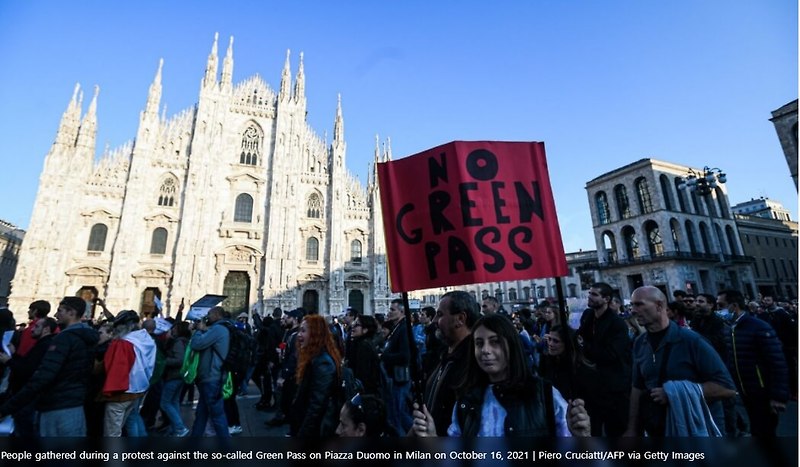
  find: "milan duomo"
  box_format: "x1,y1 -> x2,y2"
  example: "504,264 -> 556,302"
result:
8,34 -> 394,322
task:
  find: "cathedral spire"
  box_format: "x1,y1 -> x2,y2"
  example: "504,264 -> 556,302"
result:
371,134 -> 380,186
220,36 -> 234,92
203,32 -> 219,89
293,51 -> 305,102
279,49 -> 291,101
145,59 -> 163,116
55,83 -> 82,147
333,93 -> 344,142
77,85 -> 99,152
383,137 -> 392,161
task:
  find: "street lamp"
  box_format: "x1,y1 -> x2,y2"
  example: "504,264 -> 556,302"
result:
678,166 -> 727,263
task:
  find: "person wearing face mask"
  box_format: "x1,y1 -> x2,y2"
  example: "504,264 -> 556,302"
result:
411,314 -> 591,437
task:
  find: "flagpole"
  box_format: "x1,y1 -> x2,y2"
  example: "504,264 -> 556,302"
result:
554,276 -> 568,326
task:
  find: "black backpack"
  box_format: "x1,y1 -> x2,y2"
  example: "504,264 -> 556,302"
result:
216,321 -> 257,376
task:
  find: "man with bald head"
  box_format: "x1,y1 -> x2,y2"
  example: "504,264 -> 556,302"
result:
624,286 -> 735,436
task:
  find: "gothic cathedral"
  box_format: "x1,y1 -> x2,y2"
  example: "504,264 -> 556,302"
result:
9,34 -> 393,321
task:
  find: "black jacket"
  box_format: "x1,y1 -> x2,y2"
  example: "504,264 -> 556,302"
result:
290,351 -> 339,437
1,323 -> 98,415
691,312 -> 729,362
577,308 -> 632,392
6,334 -> 54,394
423,336 -> 471,436
454,377 -> 555,437
345,336 -> 383,396
727,313 -> 789,402
381,318 -> 411,382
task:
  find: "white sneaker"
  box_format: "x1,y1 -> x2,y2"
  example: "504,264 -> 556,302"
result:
174,427 -> 190,437
228,425 -> 243,435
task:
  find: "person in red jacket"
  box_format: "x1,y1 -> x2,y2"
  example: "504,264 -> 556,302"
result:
15,300 -> 52,357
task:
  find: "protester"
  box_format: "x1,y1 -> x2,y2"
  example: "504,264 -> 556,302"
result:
381,299 -> 413,434
0,297 -> 99,436
344,315 -> 385,397
625,286 -> 736,437
102,310 -> 157,437
335,393 -> 389,437
289,314 -> 342,437
0,316 -> 57,436
160,321 -> 191,436
420,291 -> 481,436
576,282 -> 632,436
189,306 -> 230,438
538,324 -> 595,401
412,314 -> 590,437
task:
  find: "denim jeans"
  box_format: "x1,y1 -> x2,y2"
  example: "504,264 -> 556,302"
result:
387,380 -> 413,435
123,397 -> 147,437
38,406 -> 86,437
161,379 -> 187,433
191,379 -> 230,437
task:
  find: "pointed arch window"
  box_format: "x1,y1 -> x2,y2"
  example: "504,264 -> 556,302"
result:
306,237 -> 319,261
307,193 -> 322,218
234,193 -> 253,222
350,239 -> 362,264
157,176 -> 177,207
150,227 -> 168,255
595,191 -> 611,225
614,184 -> 632,220
239,125 -> 261,165
87,223 -> 108,252
635,177 -> 653,214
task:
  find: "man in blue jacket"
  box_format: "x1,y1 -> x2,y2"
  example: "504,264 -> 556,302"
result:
190,306 -> 230,438
720,289 -> 789,437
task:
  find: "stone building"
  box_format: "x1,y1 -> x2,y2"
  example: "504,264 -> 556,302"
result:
770,100 -> 798,190
585,158 -> 756,300
0,220 -> 24,306
8,34 -> 394,322
732,198 -> 798,299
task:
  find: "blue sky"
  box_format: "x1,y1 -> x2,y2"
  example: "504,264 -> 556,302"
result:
0,1 -> 796,253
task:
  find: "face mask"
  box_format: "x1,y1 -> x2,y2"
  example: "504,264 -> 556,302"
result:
716,308 -> 731,321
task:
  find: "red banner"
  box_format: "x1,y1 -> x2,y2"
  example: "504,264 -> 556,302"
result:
377,141 -> 568,292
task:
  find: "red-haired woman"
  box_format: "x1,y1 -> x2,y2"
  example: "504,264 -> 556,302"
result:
289,314 -> 342,437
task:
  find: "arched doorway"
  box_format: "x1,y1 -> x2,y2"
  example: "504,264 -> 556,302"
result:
348,290 -> 364,313
222,271 -> 250,316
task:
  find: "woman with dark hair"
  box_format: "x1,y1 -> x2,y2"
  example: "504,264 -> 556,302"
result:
538,324 -> 595,401
411,314 -> 591,437
289,314 -> 342,437
344,315 -> 385,397
335,393 -> 388,437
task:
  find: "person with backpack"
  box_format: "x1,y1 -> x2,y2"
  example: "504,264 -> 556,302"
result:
189,306 -> 230,438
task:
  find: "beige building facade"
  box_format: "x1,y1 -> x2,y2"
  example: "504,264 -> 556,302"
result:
9,34 -> 394,322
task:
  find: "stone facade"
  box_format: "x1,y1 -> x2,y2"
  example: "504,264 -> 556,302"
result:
585,158 -> 756,300
0,220 -> 24,306
770,100 -> 798,190
8,34 -> 394,322
732,206 -> 798,299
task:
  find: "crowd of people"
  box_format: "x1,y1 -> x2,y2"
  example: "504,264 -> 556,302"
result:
0,283 -> 795,438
